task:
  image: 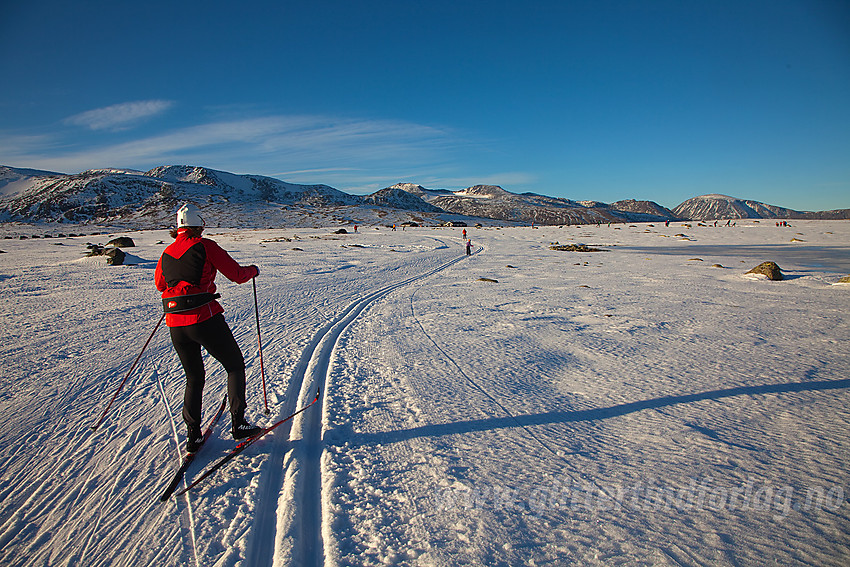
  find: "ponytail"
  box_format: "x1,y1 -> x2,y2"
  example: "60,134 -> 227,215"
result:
170,227 -> 204,239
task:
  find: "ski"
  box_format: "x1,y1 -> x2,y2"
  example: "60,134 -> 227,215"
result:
171,387 -> 320,499
159,393 -> 228,502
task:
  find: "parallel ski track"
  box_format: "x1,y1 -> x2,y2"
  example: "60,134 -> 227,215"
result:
245,249 -> 468,567
408,250 -> 616,503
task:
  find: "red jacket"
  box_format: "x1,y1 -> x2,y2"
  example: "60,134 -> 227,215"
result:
155,229 -> 258,327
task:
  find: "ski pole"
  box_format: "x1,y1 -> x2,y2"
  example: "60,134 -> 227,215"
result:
252,278 -> 270,414
90,312 -> 165,431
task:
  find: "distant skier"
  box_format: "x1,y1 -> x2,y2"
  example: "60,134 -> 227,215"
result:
155,203 -> 262,453
462,229 -> 467,240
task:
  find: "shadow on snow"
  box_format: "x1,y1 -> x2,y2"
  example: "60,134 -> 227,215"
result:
339,379 -> 850,447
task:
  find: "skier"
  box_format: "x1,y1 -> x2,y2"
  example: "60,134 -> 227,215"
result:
155,203 -> 262,453
466,239 -> 472,256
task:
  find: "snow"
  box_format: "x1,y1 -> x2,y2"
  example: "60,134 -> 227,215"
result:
83,169 -> 145,176
0,167 -> 64,199
697,194 -> 737,200
452,191 -> 491,200
0,219 -> 848,566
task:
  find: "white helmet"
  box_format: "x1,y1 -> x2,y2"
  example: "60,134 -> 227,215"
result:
176,203 -> 205,228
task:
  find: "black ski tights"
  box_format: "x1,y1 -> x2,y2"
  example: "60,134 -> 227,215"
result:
169,314 -> 247,429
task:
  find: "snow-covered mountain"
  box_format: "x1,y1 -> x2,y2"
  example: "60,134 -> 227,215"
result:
387,183 -> 453,200
672,194 -> 850,221
361,187 -> 444,212
673,194 -> 797,220
3,165 -> 846,228
390,183 -> 677,225
610,198 -> 678,218
0,166 -> 677,227
0,165 -> 366,226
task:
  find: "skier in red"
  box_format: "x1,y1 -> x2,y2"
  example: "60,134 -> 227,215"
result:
155,203 -> 261,453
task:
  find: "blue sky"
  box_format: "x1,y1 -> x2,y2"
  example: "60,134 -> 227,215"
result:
1,0 -> 848,210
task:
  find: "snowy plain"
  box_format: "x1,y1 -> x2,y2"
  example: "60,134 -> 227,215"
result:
0,219 -> 848,566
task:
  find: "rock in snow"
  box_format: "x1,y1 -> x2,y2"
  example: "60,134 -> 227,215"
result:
746,261 -> 784,280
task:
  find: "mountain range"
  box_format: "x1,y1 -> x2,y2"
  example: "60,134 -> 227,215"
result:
1,165 -> 847,228
672,194 -> 850,221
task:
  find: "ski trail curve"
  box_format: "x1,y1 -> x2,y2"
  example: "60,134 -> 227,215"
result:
245,252 -> 468,567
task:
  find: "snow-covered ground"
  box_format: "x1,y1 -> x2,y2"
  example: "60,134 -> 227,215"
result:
0,220 -> 848,566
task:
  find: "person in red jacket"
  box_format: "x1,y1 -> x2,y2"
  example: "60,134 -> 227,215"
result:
155,203 -> 261,453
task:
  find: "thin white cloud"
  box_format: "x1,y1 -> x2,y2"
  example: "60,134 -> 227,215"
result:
5,114 -> 457,172
2,113 -> 534,192
63,100 -> 174,131
273,167 -> 363,177
0,132 -> 57,156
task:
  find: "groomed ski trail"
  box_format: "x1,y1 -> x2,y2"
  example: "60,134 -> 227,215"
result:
245,249 -> 471,567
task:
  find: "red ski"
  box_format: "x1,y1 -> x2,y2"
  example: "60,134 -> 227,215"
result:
170,387 -> 320,499
159,393 -> 228,502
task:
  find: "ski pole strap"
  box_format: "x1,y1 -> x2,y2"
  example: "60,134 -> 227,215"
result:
162,293 -> 221,313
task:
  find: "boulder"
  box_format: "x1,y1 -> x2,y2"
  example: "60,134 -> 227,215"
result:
105,248 -> 126,265
86,244 -> 126,265
107,237 -> 135,247
549,244 -> 606,252
746,261 -> 783,281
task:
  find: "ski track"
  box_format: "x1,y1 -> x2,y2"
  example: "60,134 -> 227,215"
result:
245,242 -> 468,567
154,366 -> 203,567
